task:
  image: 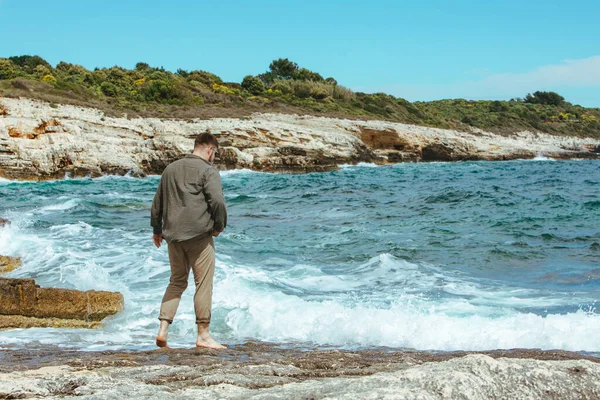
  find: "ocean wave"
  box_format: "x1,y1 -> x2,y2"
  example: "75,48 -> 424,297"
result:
216,273 -> 600,351
339,162 -> 380,169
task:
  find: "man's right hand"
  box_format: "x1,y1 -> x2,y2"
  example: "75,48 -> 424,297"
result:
153,234 -> 163,248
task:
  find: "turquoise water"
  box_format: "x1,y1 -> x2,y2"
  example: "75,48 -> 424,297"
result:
1,159 -> 599,352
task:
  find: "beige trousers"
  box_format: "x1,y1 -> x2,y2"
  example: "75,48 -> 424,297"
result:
159,234 -> 215,324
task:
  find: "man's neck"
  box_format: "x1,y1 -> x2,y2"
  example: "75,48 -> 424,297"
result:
192,148 -> 210,162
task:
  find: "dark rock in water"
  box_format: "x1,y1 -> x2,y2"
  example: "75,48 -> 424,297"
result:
0,278 -> 124,329
0,217 -> 9,227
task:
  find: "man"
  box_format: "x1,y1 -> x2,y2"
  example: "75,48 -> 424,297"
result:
150,132 -> 227,350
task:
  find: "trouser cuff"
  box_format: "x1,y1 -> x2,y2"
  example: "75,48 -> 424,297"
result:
158,318 -> 173,324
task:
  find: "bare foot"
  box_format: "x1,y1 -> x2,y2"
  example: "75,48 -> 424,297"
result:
156,320 -> 170,348
155,336 -> 168,348
196,334 -> 227,350
196,322 -> 226,349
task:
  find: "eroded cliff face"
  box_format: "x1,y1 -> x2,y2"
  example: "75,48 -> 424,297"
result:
0,97 -> 598,179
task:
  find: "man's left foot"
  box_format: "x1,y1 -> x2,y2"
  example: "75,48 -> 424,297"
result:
196,335 -> 227,350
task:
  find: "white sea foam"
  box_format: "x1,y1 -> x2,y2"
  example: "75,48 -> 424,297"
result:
38,198 -> 81,212
216,273 -> 600,351
339,162 -> 380,169
533,154 -> 556,161
220,168 -> 263,178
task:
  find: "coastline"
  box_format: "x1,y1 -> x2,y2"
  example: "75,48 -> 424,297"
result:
1,343 -> 599,398
1,96 -> 598,180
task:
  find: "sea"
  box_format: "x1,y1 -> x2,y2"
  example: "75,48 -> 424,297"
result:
0,159 -> 599,353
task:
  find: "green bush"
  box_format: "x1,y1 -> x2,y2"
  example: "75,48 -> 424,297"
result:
187,70 -> 222,86
310,87 -> 329,100
34,64 -> 52,79
0,58 -> 19,79
100,81 -> 118,97
241,75 -> 265,95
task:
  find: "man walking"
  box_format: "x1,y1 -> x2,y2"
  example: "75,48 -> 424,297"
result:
150,132 -> 227,349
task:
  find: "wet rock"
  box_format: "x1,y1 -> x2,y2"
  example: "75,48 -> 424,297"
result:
0,217 -> 9,227
0,349 -> 599,399
0,278 -> 123,328
0,256 -> 21,275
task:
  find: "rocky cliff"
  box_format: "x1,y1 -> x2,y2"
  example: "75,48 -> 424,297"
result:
0,96 -> 598,180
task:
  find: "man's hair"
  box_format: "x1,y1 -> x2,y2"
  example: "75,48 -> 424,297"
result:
194,132 -> 219,149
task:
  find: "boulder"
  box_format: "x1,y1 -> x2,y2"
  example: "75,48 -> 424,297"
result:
0,278 -> 123,329
0,256 -> 21,274
0,218 -> 9,227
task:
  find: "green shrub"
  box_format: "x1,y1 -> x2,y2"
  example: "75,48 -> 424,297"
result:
100,81 -> 118,97
0,59 -> 19,79
34,64 -> 51,79
241,75 -> 265,95
310,87 -> 329,100
187,70 -> 222,86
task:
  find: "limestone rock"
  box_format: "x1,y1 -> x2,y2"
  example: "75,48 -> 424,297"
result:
0,278 -> 123,326
0,96 -> 599,179
0,256 -> 21,274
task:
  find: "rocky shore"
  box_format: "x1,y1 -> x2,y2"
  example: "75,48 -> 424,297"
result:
0,344 -> 599,399
0,97 -> 598,180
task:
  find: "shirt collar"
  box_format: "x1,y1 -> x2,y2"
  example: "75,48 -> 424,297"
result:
185,154 -> 211,165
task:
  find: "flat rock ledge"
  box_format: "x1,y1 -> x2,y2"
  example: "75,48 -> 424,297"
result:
0,278 -> 124,329
1,97 -> 599,180
0,344 -> 598,399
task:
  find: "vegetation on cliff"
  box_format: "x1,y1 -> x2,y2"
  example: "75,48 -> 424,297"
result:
1,55 -> 598,138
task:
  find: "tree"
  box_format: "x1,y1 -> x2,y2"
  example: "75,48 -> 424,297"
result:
523,91 -> 565,106
241,75 -> 265,95
293,68 -> 323,82
135,62 -> 150,71
8,55 -> 51,74
268,58 -> 298,79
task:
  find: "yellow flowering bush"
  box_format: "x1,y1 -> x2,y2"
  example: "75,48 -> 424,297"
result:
211,83 -> 239,95
42,74 -> 57,85
582,114 -> 597,122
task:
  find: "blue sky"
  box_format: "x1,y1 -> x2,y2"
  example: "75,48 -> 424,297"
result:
1,0 -> 599,106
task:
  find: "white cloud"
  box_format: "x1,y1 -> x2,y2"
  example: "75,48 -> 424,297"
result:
356,56 -> 600,104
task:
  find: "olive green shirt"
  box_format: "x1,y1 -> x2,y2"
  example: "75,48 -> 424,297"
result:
151,154 -> 227,243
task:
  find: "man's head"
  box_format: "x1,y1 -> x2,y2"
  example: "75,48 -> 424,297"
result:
193,132 -> 220,164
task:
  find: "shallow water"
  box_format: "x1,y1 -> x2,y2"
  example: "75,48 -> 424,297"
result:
1,160 -> 599,352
